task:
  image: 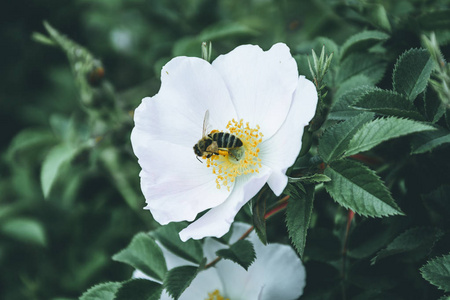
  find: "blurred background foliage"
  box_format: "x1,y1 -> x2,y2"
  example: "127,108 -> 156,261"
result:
1,0 -> 450,299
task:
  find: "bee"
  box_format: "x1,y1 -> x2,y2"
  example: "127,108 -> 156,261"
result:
193,110 -> 243,161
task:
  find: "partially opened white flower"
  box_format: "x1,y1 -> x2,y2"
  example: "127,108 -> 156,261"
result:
133,222 -> 306,300
131,43 -> 318,241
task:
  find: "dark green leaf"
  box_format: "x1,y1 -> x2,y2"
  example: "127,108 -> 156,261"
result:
371,227 -> 443,265
337,53 -> 387,85
164,260 -> 205,300
353,88 -> 424,120
6,128 -> 57,162
80,282 -> 121,300
363,3 -> 391,32
285,183 -> 315,258
0,218 -> 47,247
216,239 -> 256,270
421,253 -> 450,292
340,30 -> 389,61
115,279 -> 162,300
345,117 -> 435,157
289,174 -> 331,184
393,48 -> 433,101
411,127 -> 450,154
252,189 -> 268,245
319,112 -> 375,163
418,10 -> 450,30
324,160 -> 403,217
331,84 -> 374,120
152,223 -> 203,264
40,143 -> 79,198
112,233 -> 167,282
424,87 -> 447,123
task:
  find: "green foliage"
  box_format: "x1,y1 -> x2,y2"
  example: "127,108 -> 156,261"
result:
163,262 -> 205,300
410,127 -> 450,154
112,233 -> 167,282
3,0 -> 450,299
340,30 -> 389,61
152,223 -> 203,264
421,253 -> 450,292
0,218 -> 47,246
285,183 -> 315,258
80,282 -> 121,300
216,240 -> 256,270
319,112 -> 374,163
344,117 -> 435,157
371,227 -> 443,265
353,88 -> 424,120
393,49 -> 433,102
324,160 -> 403,217
114,279 -> 162,300
40,143 -> 80,197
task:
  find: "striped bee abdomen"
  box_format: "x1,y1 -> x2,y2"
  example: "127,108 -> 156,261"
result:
209,132 -> 243,149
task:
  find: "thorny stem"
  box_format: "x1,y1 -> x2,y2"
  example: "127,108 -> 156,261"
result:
204,195 -> 290,269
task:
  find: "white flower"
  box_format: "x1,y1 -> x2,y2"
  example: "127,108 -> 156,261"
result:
131,43 -> 318,241
133,223 -> 306,300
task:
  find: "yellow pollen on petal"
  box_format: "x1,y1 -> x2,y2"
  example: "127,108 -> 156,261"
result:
205,289 -> 229,300
205,118 -> 263,190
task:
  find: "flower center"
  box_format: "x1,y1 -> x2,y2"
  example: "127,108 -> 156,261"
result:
205,118 -> 263,191
205,289 -> 229,300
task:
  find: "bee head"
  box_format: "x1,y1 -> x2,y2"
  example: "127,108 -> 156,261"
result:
193,145 -> 203,157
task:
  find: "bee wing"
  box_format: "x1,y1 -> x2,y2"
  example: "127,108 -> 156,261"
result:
202,109 -> 210,137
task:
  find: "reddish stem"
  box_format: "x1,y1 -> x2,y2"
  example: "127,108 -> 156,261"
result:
205,195 -> 290,269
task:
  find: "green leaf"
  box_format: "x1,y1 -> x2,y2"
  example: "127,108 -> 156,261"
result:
80,282 -> 121,300
371,227 -> 443,265
331,83 -> 374,120
393,48 -> 433,101
164,260 -> 205,300
252,189 -> 268,245
340,30 -> 389,61
289,174 -> 331,184
345,117 -> 436,157
353,88 -> 424,120
418,10 -> 450,30
216,240 -> 256,270
411,128 -> 450,154
152,223 -> 203,264
324,160 -> 404,217
7,128 -> 57,162
363,3 -> 391,32
285,183 -> 315,258
319,112 -> 375,163
421,253 -> 450,292
40,143 -> 79,198
112,233 -> 167,282
115,279 -> 162,300
199,22 -> 259,41
0,218 -> 47,246
337,53 -> 387,86
424,87 -> 447,123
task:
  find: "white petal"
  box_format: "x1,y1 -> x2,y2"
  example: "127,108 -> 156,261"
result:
212,43 -> 299,140
179,167 -> 271,241
216,229 -> 306,300
259,76 -> 318,194
179,268 -> 224,300
136,139 -> 232,224
132,56 -> 237,150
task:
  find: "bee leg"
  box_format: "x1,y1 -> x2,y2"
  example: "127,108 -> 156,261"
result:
218,150 -> 229,156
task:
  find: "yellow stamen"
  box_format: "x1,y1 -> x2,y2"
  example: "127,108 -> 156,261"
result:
204,118 -> 263,191
205,289 -> 229,300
